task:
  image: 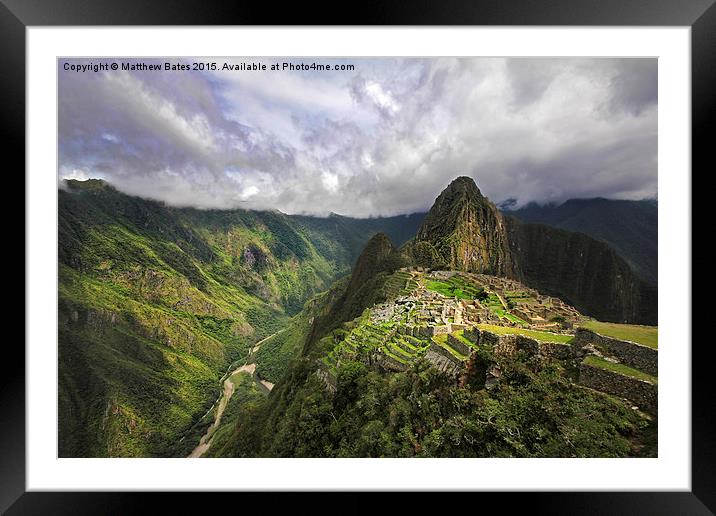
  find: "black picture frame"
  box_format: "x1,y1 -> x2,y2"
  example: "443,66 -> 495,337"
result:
6,0 -> 710,513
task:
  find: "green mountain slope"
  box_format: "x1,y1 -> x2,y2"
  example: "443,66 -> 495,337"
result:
218,355 -> 650,458
413,176 -> 517,276
214,266 -> 652,458
59,176 -> 657,458
506,198 -> 657,284
58,179 -> 423,457
304,233 -> 409,352
503,217 -> 657,325
210,178 -> 657,458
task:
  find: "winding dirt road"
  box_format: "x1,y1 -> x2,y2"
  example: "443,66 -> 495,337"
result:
187,329 -> 284,458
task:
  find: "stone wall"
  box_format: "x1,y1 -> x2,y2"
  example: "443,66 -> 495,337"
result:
402,324 -> 454,338
460,326 -> 578,361
424,343 -> 464,377
579,363 -> 657,414
432,324 -> 452,336
463,327 -> 481,345
314,363 -> 337,394
461,328 -> 517,356
416,326 -> 434,339
375,353 -> 409,372
397,325 -> 414,336
538,341 -> 573,359
574,329 -> 657,376
515,335 -> 539,355
447,334 -> 471,356
492,334 -> 518,357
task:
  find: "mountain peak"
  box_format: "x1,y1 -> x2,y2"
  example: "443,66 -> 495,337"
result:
347,232 -> 398,294
443,175 -> 484,198
414,176 -> 517,276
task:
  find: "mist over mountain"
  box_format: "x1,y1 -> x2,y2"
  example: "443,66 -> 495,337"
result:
209,176 -> 658,459
58,179 -> 423,457
58,176 -> 657,458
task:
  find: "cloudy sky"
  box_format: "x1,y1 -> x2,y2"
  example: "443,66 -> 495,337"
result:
58,57 -> 657,217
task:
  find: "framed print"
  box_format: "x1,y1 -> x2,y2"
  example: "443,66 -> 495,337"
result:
7,0 -> 712,513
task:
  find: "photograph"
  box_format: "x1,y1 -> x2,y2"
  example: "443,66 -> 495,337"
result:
57,56 -> 660,459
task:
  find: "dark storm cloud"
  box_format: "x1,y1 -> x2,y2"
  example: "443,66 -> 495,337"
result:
607,59 -> 658,116
505,59 -> 561,108
58,57 -> 657,216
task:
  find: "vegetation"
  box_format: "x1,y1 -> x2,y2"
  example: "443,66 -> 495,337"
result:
583,355 -> 657,384
508,197 -> 657,285
432,335 -> 469,360
59,176 -> 658,459
203,372 -> 268,458
476,324 -> 574,344
58,180 -> 422,457
580,320 -> 658,349
412,176 -> 515,276
505,217 -> 658,325
424,275 -> 486,301
479,293 -> 529,325
303,235 -> 411,353
220,351 -> 650,458
252,290 -> 335,384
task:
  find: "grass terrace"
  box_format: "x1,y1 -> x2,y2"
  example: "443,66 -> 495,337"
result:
425,275 -> 485,300
451,330 -> 480,350
383,271 -> 415,300
432,334 -> 469,361
476,324 -> 574,344
502,312 -> 528,325
583,355 -> 657,384
580,320 -> 658,349
380,345 -> 409,364
483,293 -> 505,310
482,294 -> 528,324
505,291 -> 536,304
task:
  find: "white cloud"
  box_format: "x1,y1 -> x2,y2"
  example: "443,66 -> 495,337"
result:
58,57 -> 657,217
59,167 -> 91,181
321,171 -> 339,193
364,81 -> 399,115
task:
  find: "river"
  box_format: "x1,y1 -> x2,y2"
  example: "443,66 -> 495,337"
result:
187,330 -> 283,458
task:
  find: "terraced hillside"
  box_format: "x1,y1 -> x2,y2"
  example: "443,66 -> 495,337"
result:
60,176 -> 658,459
58,180 -> 424,457
308,268 -> 658,418
216,266 -> 657,458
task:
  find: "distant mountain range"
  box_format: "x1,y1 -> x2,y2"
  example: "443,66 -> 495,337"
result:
58,177 -> 658,458
211,177 -> 658,459
58,179 -> 423,457
503,198 -> 657,285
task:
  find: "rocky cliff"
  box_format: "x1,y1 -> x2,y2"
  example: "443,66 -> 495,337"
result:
413,176 -> 518,277
503,217 -> 657,325
411,176 -> 656,325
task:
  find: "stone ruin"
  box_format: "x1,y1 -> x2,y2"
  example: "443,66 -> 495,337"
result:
316,268 -> 657,414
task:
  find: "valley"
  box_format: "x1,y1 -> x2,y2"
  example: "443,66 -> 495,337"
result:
58,179 -> 423,457
188,330 -> 280,458
58,176 -> 658,458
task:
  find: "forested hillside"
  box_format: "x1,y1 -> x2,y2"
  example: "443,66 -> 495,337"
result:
58,179 -> 423,457
506,198 -> 657,284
